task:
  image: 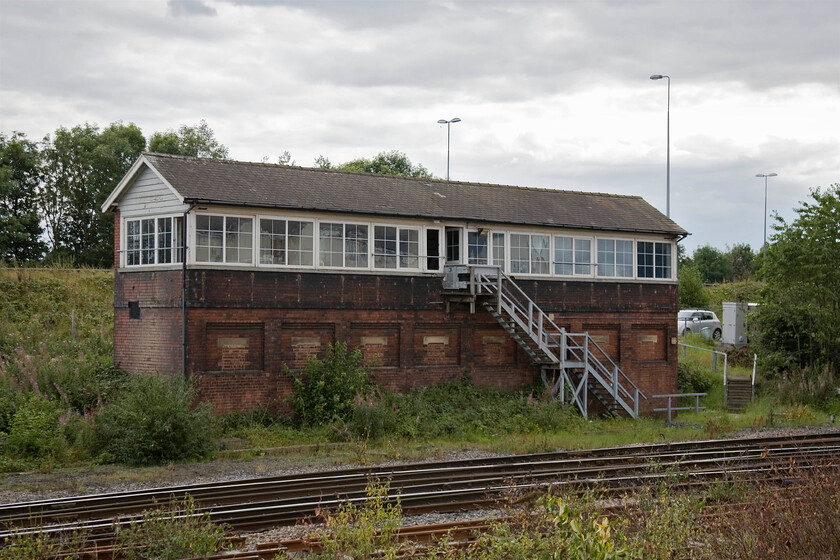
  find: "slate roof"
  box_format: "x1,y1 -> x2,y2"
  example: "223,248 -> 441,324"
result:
119,153 -> 688,236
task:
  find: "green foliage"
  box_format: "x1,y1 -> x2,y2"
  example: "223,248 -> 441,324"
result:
754,184 -> 840,373
677,360 -> 716,394
728,243 -> 757,280
327,150 -> 434,178
40,121 -> 146,266
311,483 -> 402,560
774,364 -> 838,408
0,526 -> 88,560
148,119 -> 229,159
677,264 -> 710,309
0,132 -> 45,262
288,342 -> 371,427
693,244 -> 732,284
3,394 -> 64,460
705,280 -> 763,318
116,495 -> 231,560
91,373 -> 217,466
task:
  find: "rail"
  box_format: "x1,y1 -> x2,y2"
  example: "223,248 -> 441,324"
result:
653,392 -> 707,423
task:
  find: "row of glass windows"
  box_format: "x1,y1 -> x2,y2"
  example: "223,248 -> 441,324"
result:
125,216 -> 183,266
465,230 -> 671,279
125,214 -> 673,280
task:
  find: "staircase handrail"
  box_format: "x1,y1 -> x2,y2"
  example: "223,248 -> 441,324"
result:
469,265 -> 645,414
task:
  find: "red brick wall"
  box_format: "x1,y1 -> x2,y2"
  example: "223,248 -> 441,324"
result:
113,270 -> 183,374
115,269 -> 678,415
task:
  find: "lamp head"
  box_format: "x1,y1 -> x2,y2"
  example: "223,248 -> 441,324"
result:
756,173 -> 778,178
451,117 -> 461,123
650,74 -> 664,80
437,119 -> 448,124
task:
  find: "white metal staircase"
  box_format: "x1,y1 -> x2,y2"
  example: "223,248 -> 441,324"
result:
444,265 -> 645,418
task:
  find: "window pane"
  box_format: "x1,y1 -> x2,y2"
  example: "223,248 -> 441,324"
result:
319,222 -> 344,267
399,228 -> 419,269
173,216 -> 183,263
225,217 -> 253,264
597,238 -> 615,277
157,217 -> 172,264
126,219 -> 141,266
616,240 -> 633,277
655,242 -> 671,279
637,241 -> 653,278
374,225 -> 397,269
345,224 -> 369,268
288,220 -> 313,266
141,218 -> 155,265
510,234 -> 530,274
492,232 -> 505,271
196,215 -> 223,263
467,231 -> 488,265
531,235 -> 549,274
574,238 -> 591,275
260,219 -> 286,265
554,236 -> 573,275
445,228 -> 460,262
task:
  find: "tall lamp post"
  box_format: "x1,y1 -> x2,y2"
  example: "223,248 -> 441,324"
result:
756,172 -> 778,248
437,117 -> 461,181
649,74 -> 670,218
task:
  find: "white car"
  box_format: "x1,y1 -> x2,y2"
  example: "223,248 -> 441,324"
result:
678,309 -> 722,340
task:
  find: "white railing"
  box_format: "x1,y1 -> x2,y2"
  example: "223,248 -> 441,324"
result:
462,265 -> 644,418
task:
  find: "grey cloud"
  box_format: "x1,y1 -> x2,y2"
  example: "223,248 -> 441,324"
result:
168,0 -> 218,17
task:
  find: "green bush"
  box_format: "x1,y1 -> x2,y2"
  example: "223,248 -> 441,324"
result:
288,342 -> 371,427
3,394 -> 65,459
116,495 -> 231,560
677,360 -> 717,394
91,373 -> 217,466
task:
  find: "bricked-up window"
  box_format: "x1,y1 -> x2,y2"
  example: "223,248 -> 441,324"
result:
637,241 -> 672,279
510,233 -> 549,274
492,232 -> 505,271
374,226 -> 419,270
597,238 -> 634,278
125,216 -> 183,266
319,222 -> 369,268
467,230 -> 488,264
196,215 -> 253,264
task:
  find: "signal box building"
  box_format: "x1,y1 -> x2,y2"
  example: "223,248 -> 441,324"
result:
102,153 -> 688,417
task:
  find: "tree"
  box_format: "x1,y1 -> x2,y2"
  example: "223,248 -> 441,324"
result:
0,132 -> 45,262
693,245 -> 732,284
149,120 -> 229,159
754,184 -> 840,372
328,150 -> 434,178
678,264 -> 710,309
40,122 -> 146,266
727,243 -> 756,281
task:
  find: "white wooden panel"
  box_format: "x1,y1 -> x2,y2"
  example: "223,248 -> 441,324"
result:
119,167 -> 189,215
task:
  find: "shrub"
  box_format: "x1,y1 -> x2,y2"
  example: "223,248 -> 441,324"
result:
677,360 -> 716,394
3,394 -> 65,459
116,495 -> 231,560
91,373 -> 217,466
288,342 -> 371,427
775,364 -> 838,408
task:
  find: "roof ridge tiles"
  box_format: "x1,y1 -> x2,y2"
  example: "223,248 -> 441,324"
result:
142,152 -> 640,200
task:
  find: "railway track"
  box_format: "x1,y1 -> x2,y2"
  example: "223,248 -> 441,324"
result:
1,432 -> 839,547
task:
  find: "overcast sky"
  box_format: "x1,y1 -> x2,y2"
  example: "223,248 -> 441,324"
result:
1,0 -> 838,254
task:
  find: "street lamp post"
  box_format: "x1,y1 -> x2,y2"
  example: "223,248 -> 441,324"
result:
650,74 -> 670,218
437,117 -> 461,181
756,173 -> 778,248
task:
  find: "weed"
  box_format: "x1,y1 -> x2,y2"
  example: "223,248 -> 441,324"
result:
0,524 -> 88,560
115,494 -> 231,560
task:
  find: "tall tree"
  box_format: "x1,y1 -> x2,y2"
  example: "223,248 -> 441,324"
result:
727,243 -> 756,280
678,264 -> 710,309
40,122 -> 145,266
324,150 -> 434,178
755,184 -> 840,372
149,120 -> 229,159
693,245 -> 732,284
0,132 -> 45,262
